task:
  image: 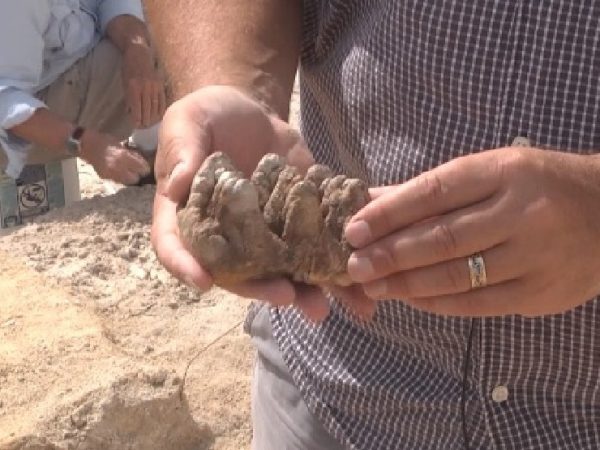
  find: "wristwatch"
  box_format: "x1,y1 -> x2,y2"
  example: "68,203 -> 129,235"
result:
66,126 -> 85,156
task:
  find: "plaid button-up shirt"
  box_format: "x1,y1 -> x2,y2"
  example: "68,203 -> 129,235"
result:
271,1 -> 600,449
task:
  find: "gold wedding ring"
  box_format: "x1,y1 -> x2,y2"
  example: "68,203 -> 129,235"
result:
467,253 -> 487,289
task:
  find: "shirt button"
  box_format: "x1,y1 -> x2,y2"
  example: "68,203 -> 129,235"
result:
511,136 -> 531,147
491,385 -> 509,403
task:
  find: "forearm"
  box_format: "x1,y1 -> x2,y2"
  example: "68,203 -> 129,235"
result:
9,108 -> 73,156
8,109 -> 110,164
105,15 -> 151,54
142,0 -> 302,119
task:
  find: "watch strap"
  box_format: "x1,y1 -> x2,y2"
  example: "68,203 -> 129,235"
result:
66,125 -> 85,156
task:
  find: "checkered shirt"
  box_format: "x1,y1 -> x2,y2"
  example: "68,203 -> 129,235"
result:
270,1 -> 600,449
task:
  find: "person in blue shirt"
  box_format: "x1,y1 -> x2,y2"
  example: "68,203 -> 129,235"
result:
0,0 -> 166,185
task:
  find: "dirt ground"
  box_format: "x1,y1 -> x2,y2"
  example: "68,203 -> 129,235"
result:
0,182 -> 253,449
0,84 -> 301,450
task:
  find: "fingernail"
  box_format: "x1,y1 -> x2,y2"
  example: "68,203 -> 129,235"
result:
345,220 -> 372,248
347,255 -> 375,282
165,163 -> 185,191
168,163 -> 185,182
363,279 -> 388,299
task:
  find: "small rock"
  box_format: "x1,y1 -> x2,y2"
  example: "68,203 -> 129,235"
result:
117,231 -> 130,241
130,230 -> 145,240
70,413 -> 87,429
1,319 -> 16,328
145,369 -> 168,387
129,264 -> 147,279
119,247 -> 138,260
87,261 -> 111,277
70,402 -> 92,430
187,290 -> 203,303
63,430 -> 78,439
130,239 -> 144,250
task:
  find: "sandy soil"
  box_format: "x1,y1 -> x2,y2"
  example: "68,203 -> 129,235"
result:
0,180 -> 254,449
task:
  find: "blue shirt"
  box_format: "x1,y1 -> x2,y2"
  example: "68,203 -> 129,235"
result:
0,0 -> 144,178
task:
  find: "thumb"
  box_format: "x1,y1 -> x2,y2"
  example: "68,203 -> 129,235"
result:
157,109 -> 210,205
165,161 -> 192,203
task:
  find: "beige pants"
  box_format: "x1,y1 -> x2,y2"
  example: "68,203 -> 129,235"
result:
0,39 -> 132,171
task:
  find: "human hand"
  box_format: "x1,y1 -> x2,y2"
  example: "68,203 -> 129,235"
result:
121,42 -> 166,127
151,85 -> 340,321
345,147 -> 600,317
80,129 -> 150,185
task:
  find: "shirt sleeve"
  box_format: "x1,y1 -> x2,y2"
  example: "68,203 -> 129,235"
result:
0,88 -> 46,130
0,1 -> 51,177
97,0 -> 145,33
0,0 -> 50,93
0,88 -> 47,178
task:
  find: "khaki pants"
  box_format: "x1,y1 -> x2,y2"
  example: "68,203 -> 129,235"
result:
0,39 -> 132,171
249,305 -> 346,450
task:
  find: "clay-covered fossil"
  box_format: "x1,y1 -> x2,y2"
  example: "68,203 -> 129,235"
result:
178,152 -> 370,287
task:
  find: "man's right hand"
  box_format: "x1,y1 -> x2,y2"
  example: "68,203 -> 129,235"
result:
150,85 -> 336,321
79,129 -> 151,185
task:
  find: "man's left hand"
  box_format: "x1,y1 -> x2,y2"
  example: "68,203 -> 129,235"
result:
345,147 -> 600,317
121,42 -> 166,128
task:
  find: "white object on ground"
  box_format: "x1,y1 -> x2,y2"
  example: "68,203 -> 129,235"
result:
128,122 -> 161,152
